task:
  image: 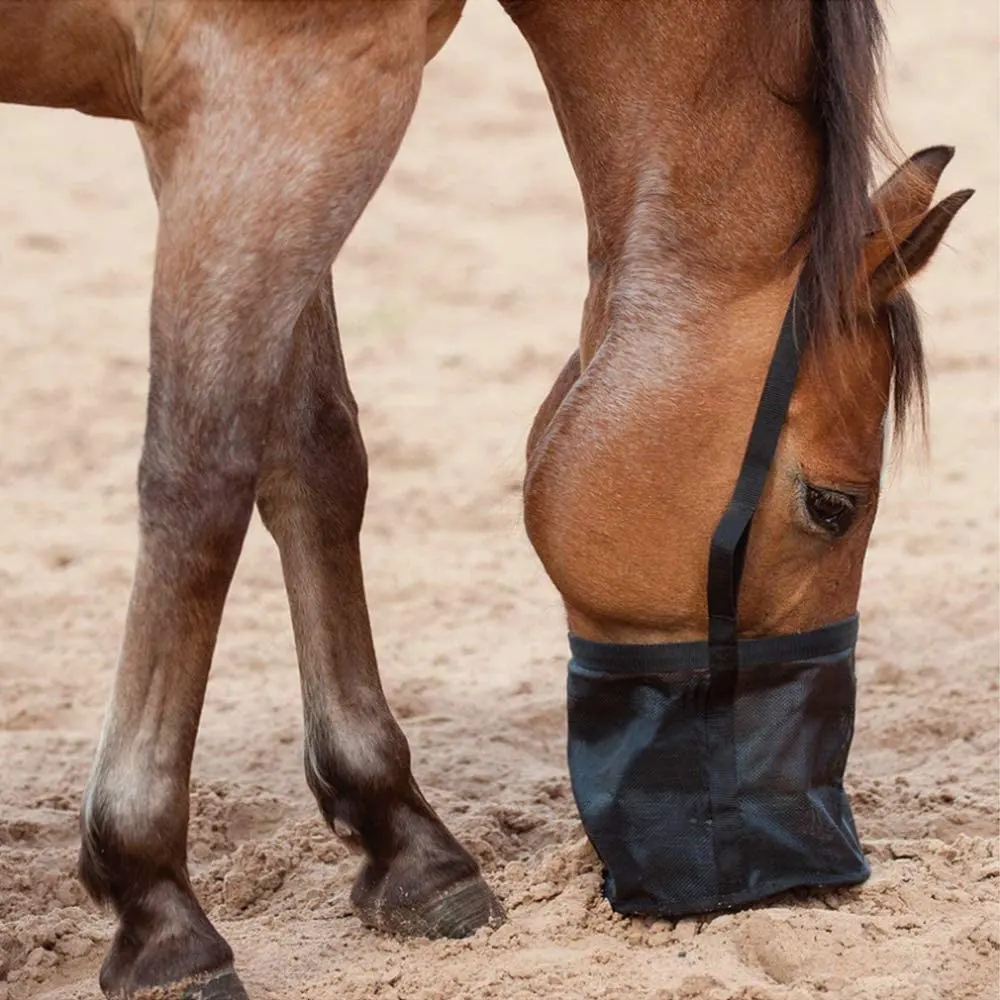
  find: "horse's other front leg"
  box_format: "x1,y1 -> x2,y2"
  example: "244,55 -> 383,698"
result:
78,4 -> 433,996
256,275 -> 503,938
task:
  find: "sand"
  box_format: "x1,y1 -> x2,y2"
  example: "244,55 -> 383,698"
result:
1,2 -> 997,998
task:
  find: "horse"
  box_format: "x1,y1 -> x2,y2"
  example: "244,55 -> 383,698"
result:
0,1 -> 971,997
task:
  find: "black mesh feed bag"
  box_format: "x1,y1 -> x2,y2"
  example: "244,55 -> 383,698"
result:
566,295 -> 870,918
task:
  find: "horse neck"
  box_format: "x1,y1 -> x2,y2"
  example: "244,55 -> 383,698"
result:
513,0 -> 828,640
510,0 -> 816,368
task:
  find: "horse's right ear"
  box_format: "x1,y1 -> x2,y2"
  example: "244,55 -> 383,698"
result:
867,188 -> 974,306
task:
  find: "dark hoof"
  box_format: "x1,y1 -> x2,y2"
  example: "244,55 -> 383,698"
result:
183,969 -> 250,1000
182,969 -> 250,1000
130,968 -> 249,1000
354,873 -> 505,939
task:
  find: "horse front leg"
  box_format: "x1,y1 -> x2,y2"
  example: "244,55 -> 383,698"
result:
77,5 -> 432,996
78,198 -> 267,1000
256,276 -> 504,940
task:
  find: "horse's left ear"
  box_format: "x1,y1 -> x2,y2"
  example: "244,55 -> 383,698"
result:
861,146 -> 973,307
867,188 -> 974,306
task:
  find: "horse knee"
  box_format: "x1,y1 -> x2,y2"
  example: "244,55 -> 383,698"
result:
136,431 -> 259,578
257,392 -> 368,542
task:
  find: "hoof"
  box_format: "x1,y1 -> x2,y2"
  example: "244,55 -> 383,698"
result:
354,873 -> 505,939
130,968 -> 250,1000
182,969 -> 250,1000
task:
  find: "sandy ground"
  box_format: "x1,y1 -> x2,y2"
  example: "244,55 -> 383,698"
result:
1,2 -> 997,999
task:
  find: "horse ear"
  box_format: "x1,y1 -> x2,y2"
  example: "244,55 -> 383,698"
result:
863,146 -> 955,276
868,188 -> 974,305
871,147 -> 954,227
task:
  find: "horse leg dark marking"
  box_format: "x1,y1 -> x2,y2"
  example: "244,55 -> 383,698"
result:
256,276 -> 503,938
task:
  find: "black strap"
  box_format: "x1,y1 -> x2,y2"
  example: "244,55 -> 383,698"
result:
704,291 -> 805,897
708,294 -> 805,644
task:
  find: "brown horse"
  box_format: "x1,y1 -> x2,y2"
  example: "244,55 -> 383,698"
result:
0,0 -> 970,997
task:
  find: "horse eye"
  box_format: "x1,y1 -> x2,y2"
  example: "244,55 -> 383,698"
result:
803,484 -> 858,537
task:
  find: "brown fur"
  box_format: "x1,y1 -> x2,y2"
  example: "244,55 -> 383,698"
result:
511,2 -> 968,655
